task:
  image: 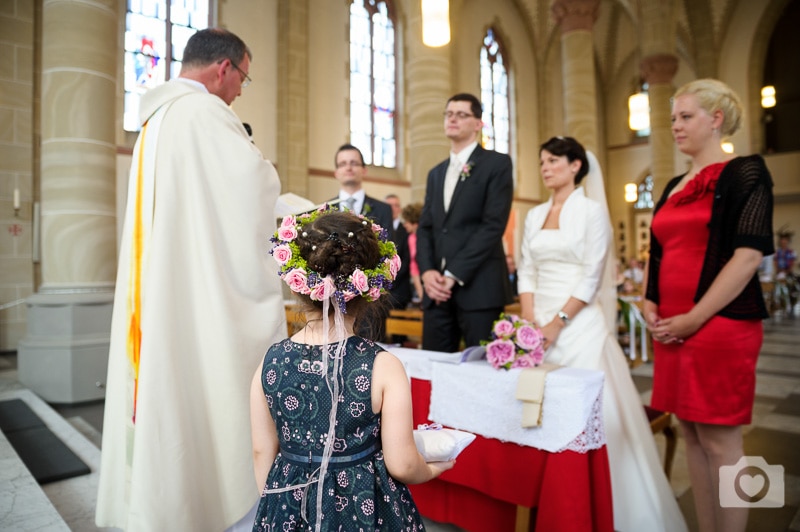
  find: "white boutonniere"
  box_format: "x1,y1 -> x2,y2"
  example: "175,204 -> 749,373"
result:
459,162 -> 474,182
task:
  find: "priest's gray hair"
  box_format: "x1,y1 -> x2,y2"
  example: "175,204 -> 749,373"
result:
182,27 -> 253,69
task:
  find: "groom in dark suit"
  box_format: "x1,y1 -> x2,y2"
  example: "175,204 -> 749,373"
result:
416,93 -> 514,352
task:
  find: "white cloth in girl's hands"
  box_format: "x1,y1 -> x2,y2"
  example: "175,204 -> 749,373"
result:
413,426 -> 476,462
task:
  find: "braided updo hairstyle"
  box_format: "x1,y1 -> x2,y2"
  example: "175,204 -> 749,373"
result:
294,211 -> 387,322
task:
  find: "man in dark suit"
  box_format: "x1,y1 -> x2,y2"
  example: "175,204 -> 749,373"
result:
416,93 -> 514,352
333,144 -> 393,231
385,194 -> 412,311
332,144 -> 400,340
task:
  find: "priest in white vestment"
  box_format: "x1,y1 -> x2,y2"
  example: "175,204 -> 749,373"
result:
96,28 -> 286,531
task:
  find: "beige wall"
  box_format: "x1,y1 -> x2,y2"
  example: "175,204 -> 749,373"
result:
0,0 -> 35,350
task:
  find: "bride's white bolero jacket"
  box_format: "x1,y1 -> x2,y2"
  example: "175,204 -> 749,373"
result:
517,187 -> 612,305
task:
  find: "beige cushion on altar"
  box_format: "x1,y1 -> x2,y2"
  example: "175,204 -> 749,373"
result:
413,428 -> 476,462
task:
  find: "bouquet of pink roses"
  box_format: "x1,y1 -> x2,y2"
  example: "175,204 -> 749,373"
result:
483,313 -> 546,370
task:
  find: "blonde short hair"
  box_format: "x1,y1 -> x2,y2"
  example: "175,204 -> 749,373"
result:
674,79 -> 743,138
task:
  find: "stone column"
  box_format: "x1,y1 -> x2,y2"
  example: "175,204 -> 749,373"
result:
18,0 -> 118,403
641,53 -> 679,193
276,0 -> 309,197
405,1 -> 452,201
552,0 -> 601,153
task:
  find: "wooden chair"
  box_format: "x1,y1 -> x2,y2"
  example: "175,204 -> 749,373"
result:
285,304 -> 305,336
644,406 -> 677,480
385,308 -> 423,345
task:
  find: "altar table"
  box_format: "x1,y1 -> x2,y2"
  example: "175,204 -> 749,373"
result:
389,348 -> 613,532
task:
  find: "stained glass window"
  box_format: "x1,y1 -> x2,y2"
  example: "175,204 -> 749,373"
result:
349,0 -> 396,168
124,0 -> 210,131
480,28 -> 510,154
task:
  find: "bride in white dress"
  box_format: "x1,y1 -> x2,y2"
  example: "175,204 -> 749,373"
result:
517,136 -> 687,532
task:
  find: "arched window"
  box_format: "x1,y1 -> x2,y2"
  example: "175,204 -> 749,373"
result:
479,28 -> 510,154
123,0 -> 210,131
349,0 -> 397,168
634,175 -> 654,210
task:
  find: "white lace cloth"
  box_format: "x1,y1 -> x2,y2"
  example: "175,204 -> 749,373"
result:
426,360 -> 606,453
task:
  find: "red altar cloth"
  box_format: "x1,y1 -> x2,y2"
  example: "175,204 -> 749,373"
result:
409,378 -> 613,532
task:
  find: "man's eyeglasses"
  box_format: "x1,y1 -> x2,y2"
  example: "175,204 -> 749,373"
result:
443,111 -> 475,120
230,61 -> 252,88
336,161 -> 364,169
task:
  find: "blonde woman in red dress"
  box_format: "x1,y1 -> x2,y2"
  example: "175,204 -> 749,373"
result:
644,79 -> 774,532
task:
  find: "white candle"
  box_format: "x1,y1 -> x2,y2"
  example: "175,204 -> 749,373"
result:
13,188 -> 20,210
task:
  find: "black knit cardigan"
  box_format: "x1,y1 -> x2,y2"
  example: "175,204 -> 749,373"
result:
645,155 -> 775,320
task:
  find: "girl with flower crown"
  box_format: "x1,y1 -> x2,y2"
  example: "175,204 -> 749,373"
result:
249,209 -> 453,532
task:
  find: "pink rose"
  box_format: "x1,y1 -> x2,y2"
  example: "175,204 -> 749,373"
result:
368,286 -> 382,300
511,353 -> 538,369
281,215 -> 296,228
530,347 -> 545,366
493,319 -> 515,338
283,268 -> 310,294
342,290 -> 357,302
350,269 -> 369,293
486,339 -> 515,369
309,276 -> 335,301
515,324 -> 543,351
278,226 -> 298,241
272,244 -> 292,265
372,223 -> 382,233
388,255 -> 402,279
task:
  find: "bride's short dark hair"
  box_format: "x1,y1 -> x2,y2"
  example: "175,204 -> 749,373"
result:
540,136 -> 589,185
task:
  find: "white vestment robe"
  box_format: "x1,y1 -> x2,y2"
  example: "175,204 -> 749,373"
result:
96,79 -> 286,531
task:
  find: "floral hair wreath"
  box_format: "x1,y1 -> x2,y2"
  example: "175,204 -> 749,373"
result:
269,205 -> 400,313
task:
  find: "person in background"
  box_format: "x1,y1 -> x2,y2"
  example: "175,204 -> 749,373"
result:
416,93 -> 514,351
331,144 -> 400,339
623,256 -> 645,285
645,79 -> 774,532
402,202 -> 424,304
773,229 -> 797,315
250,209 -> 453,531
517,136 -> 687,532
385,193 -> 412,311
774,229 -> 796,277
96,28 -> 286,531
385,193 -> 403,232
332,144 -> 393,230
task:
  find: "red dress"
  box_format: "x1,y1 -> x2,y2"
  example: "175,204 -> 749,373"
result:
650,162 -> 762,425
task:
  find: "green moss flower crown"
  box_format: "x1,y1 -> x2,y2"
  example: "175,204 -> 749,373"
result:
269,206 -> 399,313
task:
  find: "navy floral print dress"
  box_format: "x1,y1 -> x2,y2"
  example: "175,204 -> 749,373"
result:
252,336 -> 425,532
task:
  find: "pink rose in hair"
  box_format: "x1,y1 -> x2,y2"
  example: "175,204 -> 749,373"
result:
342,290 -> 357,302
278,225 -> 298,242
492,319 -> 515,338
350,269 -> 369,293
372,223 -> 382,233
272,244 -> 292,265
281,215 -> 296,228
388,255 -> 401,278
284,268 -> 310,294
309,275 -> 335,301
516,324 -> 543,351
368,286 -> 382,300
486,339 -> 515,367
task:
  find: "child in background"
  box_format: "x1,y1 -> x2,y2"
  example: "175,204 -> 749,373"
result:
250,208 -> 454,532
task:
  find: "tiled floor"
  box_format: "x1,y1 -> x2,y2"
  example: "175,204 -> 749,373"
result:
1,313 -> 798,531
